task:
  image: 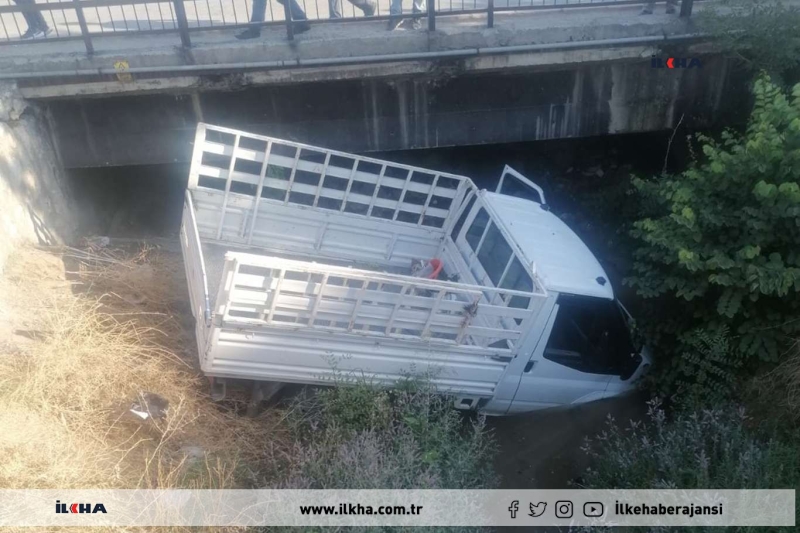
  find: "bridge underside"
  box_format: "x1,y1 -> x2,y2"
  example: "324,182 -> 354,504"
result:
47,53 -> 741,168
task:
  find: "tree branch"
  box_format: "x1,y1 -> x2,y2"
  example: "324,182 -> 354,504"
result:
664,113 -> 685,175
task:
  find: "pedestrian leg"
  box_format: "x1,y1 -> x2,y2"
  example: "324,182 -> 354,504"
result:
251,0 -> 267,21
410,0 -> 425,28
278,0 -> 310,32
236,0 -> 267,39
329,0 -> 343,18
13,0 -> 48,39
346,0 -> 376,16
388,0 -> 402,29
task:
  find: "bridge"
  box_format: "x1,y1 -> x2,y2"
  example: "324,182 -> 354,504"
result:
0,0 -> 745,168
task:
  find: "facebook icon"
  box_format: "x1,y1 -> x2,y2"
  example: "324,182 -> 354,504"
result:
509,500 -> 519,519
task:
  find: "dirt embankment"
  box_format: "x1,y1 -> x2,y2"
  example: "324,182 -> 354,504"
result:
0,243 -> 283,497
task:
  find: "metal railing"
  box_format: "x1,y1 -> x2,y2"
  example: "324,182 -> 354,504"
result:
0,0 -> 694,51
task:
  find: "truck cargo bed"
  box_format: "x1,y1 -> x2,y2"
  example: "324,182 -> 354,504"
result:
180,124 -> 548,400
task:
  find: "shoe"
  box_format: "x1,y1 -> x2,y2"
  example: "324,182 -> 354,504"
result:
411,17 -> 423,30
665,5 -> 676,14
33,26 -> 51,38
20,27 -> 36,39
387,16 -> 403,30
362,1 -> 376,16
639,7 -> 653,14
293,21 -> 311,34
235,27 -> 261,40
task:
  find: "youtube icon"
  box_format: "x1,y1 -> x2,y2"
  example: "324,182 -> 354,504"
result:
583,502 -> 604,518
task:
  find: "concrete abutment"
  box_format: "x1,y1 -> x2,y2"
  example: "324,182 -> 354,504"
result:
0,84 -> 78,272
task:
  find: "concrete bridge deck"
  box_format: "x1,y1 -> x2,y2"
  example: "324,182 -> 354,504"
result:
2,3 -> 708,98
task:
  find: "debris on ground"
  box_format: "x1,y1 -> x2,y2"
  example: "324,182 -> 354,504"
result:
129,392 -> 170,421
84,235 -> 111,249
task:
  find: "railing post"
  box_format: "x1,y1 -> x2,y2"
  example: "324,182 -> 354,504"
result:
71,0 -> 94,56
172,0 -> 192,48
680,0 -> 694,18
487,0 -> 493,28
284,0 -> 294,41
427,0 -> 435,31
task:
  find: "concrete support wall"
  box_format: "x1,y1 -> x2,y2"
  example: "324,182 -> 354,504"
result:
46,56 -> 740,169
0,85 -> 77,272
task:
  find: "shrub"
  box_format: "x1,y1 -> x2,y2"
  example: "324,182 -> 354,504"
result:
626,76 -> 800,402
576,400 -> 800,532
279,379 -> 497,491
267,380 -> 495,533
667,326 -> 742,409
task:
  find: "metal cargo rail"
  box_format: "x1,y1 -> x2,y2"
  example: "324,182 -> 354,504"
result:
214,252 -> 541,347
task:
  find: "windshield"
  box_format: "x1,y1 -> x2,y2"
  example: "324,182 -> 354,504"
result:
544,294 -> 639,378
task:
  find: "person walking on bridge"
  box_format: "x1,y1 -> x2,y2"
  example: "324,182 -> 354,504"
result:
387,0 -> 425,30
236,0 -> 310,39
13,0 -> 51,39
328,0 -> 377,19
640,0 -> 677,14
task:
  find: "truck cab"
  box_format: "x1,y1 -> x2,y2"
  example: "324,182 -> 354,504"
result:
446,167 -> 649,414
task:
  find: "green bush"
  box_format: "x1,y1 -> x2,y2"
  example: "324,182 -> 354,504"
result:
670,326 -> 741,409
267,379 -> 495,533
280,378 -> 497,491
577,400 -> 800,532
626,76 -> 800,402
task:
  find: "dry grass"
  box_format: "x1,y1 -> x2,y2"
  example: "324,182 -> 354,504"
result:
0,242 -> 286,492
780,343 -> 800,418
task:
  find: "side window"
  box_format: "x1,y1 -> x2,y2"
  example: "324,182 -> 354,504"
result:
465,208 -> 489,251
450,196 -> 477,241
544,295 -> 635,376
501,258 -> 533,313
477,223 -> 512,285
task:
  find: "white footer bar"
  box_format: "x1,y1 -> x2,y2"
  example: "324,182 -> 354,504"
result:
0,489 -> 794,527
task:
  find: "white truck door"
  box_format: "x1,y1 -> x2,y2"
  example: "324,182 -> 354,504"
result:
496,165 -> 547,204
509,293 -> 633,413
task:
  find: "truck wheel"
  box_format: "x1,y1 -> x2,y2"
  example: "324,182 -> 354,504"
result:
209,377 -> 226,402
246,380 -> 285,417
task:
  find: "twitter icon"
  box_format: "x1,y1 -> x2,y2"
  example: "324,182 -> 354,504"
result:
528,502 -> 547,517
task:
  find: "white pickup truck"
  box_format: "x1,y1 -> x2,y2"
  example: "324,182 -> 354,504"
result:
180,123 -> 649,415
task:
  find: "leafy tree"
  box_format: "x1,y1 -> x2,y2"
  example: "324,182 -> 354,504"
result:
696,0 -> 800,84
626,76 -> 800,402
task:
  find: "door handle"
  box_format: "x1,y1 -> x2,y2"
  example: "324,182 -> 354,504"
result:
524,360 -> 536,373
